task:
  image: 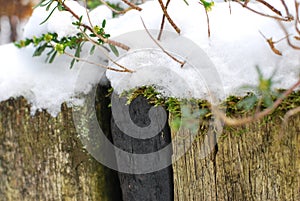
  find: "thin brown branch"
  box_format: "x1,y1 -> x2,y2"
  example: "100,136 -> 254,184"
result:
279,21 -> 300,50
279,105 -> 300,139
121,0 -> 142,11
140,17 -> 186,67
157,0 -> 171,41
157,0 -> 181,34
256,0 -> 282,16
243,0 -> 250,7
233,0 -> 293,21
49,41 -> 132,72
202,4 -> 211,37
280,0 -> 291,18
258,31 -> 283,56
97,0 -> 134,14
61,1 -> 130,51
295,1 -> 300,35
213,79 -> 300,126
64,50 -> 133,72
283,106 -> 300,124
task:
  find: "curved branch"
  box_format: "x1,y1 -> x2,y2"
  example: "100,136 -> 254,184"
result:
233,0 -> 293,22
283,106 -> 300,124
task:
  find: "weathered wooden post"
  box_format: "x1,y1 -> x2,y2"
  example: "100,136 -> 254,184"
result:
170,94 -> 300,201
0,83 -> 122,201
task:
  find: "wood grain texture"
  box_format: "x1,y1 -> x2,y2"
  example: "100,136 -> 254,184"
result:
0,95 -> 121,201
171,114 -> 300,201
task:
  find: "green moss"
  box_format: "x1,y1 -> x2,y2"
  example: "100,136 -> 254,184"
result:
117,86 -> 299,114
113,86 -> 300,135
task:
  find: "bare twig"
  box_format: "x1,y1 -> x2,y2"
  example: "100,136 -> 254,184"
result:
258,31 -> 284,56
61,1 -> 130,51
283,106 -> 300,124
140,17 -> 186,67
256,0 -> 282,16
213,79 -> 300,126
97,0 -> 134,14
294,1 -> 300,35
280,0 -> 291,18
157,0 -> 171,41
50,42 -> 132,72
121,0 -> 142,11
199,2 -> 211,37
280,105 -> 300,139
64,50 -> 133,72
243,0 -> 250,7
279,21 -> 300,50
157,0 -> 181,34
233,0 -> 293,21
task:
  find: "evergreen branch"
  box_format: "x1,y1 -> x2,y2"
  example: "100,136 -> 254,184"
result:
61,0 -> 130,50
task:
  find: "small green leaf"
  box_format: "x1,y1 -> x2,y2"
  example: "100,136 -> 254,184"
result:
199,0 -> 214,11
104,34 -> 110,38
33,43 -> 47,56
46,1 -> 54,11
70,58 -> 76,69
15,40 -> 26,48
102,19 -> 106,28
262,94 -> 273,107
57,3 -> 65,11
183,0 -> 189,5
237,95 -> 258,111
109,44 -> 119,56
75,44 -> 81,58
34,0 -> 53,9
40,5 -> 58,25
49,51 -> 57,63
45,48 -> 54,62
90,45 -> 96,55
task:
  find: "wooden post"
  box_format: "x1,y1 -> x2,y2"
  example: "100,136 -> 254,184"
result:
171,110 -> 300,201
0,84 -> 122,201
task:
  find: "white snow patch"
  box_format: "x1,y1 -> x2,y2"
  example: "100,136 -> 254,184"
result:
0,43 -> 105,116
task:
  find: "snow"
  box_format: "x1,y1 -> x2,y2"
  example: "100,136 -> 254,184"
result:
0,42 -> 105,115
0,0 -> 300,115
106,0 -> 300,98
